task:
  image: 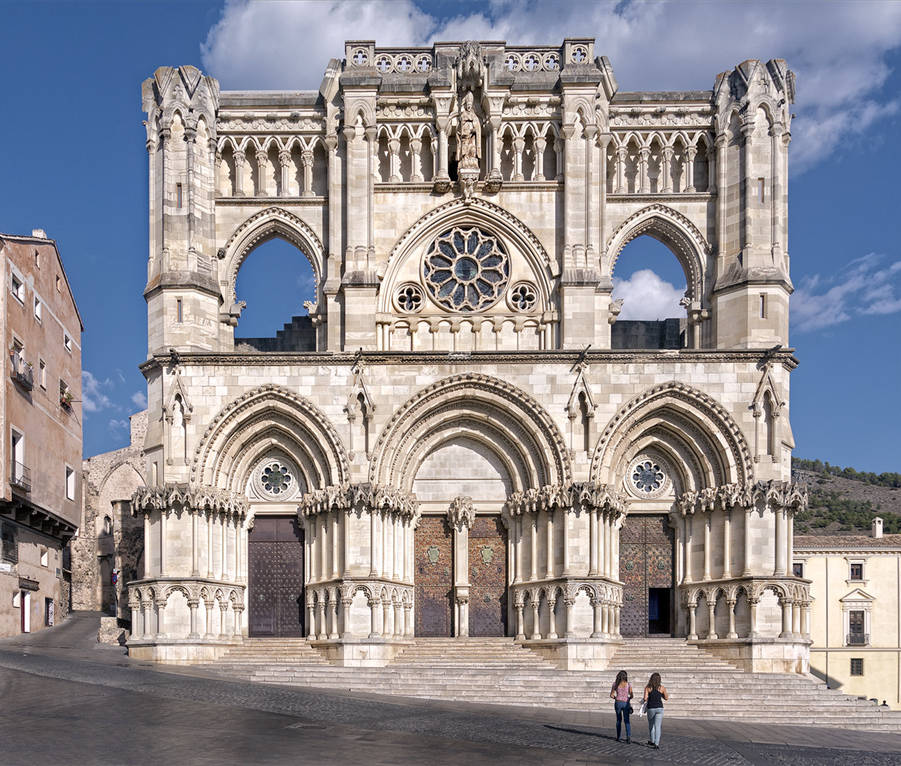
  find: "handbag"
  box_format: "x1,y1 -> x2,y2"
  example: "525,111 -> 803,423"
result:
627,703 -> 634,715
637,700 -> 647,718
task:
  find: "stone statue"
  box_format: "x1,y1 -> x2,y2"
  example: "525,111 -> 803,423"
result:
456,90 -> 481,172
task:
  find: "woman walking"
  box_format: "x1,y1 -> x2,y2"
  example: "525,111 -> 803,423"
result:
609,670 -> 633,743
642,672 -> 668,749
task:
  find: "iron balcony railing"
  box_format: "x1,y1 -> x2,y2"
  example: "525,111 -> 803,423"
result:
9,354 -> 33,390
847,632 -> 869,646
10,461 -> 31,492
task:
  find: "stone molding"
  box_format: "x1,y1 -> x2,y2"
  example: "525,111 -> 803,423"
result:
681,575 -> 810,608
506,482 -> 625,518
446,496 -> 476,530
298,482 -> 420,521
129,577 -> 245,609
676,480 -> 808,516
131,483 -> 248,518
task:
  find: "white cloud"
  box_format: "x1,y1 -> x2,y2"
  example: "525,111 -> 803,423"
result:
108,418 -> 129,433
792,253 -> 901,332
612,269 -> 684,321
131,390 -> 148,409
82,370 -> 116,414
201,0 -> 901,173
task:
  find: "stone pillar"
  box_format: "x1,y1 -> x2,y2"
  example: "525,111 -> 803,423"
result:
661,146 -> 673,192
387,137 -> 401,182
188,599 -> 199,638
218,603 -> 228,638
749,598 -> 759,639
404,602 -> 413,637
220,513 -> 227,579
143,512 -> 151,576
512,136 -> 525,181
515,599 -> 525,640
130,604 -> 140,638
547,597 -> 557,640
545,509 -> 554,578
638,146 -> 650,194
588,508 -> 599,576
233,150 -> 246,197
604,514 -> 613,578
791,598 -> 802,638
706,599 -> 716,639
307,599 -> 316,640
530,598 -> 540,640
368,598 -> 380,639
301,149 -> 314,197
707,143 -> 716,193
530,516 -> 538,580
561,510 -> 571,576
774,507 -> 787,576
684,146 -> 697,193
786,510 -> 794,577
674,518 -> 684,585
563,597 -> 575,638
159,510 -> 167,576
683,515 -> 694,584
614,145 -> 626,193
204,599 -> 214,638
703,513 -> 712,581
329,593 -> 339,640
143,600 -> 153,638
233,607 -> 244,638
191,510 -> 199,576
741,123 -> 754,248
341,597 -> 351,638
533,137 -> 546,181
156,598 -> 168,637
381,598 -> 392,639
726,598 -> 738,639
410,138 -> 423,182
743,508 -> 753,577
722,509 -> 732,579
435,119 -> 450,187
278,149 -> 291,195
369,510 -> 380,577
331,511 -> 340,579
688,602 -> 698,640
206,511 -> 214,577
779,598 -> 793,638
513,517 -> 523,584
613,604 -> 621,636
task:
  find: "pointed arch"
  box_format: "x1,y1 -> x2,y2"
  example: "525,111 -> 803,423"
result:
604,204 -> 711,302
591,381 -> 753,492
219,206 -> 324,306
192,384 -> 349,491
370,373 -> 571,491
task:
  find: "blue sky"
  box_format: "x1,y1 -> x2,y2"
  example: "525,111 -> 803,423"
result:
2,1 -> 900,473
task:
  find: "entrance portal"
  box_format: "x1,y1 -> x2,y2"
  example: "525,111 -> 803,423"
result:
247,515 -> 304,637
619,515 -> 674,636
414,516 -> 453,636
468,516 -> 508,637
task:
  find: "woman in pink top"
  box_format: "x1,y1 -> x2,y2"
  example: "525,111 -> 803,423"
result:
609,670 -> 633,743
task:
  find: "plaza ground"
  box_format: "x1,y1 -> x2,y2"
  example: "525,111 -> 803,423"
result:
0,613 -> 899,765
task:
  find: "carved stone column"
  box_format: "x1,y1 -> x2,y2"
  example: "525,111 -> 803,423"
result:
688,602 -> 698,640
661,146 -> 674,192
547,597 -> 558,640
329,592 -> 339,640
233,149 -> 246,197
563,597 -> 575,638
301,149 -> 314,197
533,137 -> 546,181
218,603 -> 228,638
684,145 -> 697,193
530,595 -> 540,640
368,597 -> 380,638
188,599 -> 199,638
703,512 -> 712,581
591,597 -> 603,638
615,145 -> 627,193
388,137 -> 402,182
448,496 -> 476,638
410,138 -> 423,182
706,598 -> 716,639
512,136 -> 525,181
514,596 -> 525,640
722,509 -> 732,579
726,598 -> 738,639
779,597 -> 793,638
278,149 -> 291,195
255,149 -> 269,196
638,147 -> 650,194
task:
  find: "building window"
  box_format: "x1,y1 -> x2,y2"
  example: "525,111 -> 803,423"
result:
40,548 -> 48,567
60,379 -> 73,409
39,359 -> 46,389
11,273 -> 24,303
759,293 -> 767,319
1,525 -> 17,564
10,430 -> 27,490
176,183 -> 183,208
56,274 -> 61,292
65,466 -> 75,500
757,177 -> 766,203
850,658 -> 864,676
850,562 -> 864,581
12,592 -> 20,608
848,609 -> 867,645
176,298 -> 183,323
34,296 -> 42,322
792,562 -> 804,578
34,249 -> 40,268
422,226 -> 510,311
64,333 -> 72,352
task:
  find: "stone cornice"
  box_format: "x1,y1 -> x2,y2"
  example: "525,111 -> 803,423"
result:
139,348 -> 800,373
131,483 -> 249,517
298,483 -> 420,521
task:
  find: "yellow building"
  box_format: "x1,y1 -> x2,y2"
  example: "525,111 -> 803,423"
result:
795,518 -> 901,709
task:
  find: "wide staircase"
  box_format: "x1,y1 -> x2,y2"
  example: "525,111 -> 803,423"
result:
202,636 -> 901,732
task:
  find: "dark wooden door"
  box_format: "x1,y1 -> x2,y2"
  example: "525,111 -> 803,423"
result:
414,516 -> 453,637
248,515 -> 304,637
619,515 -> 674,637
468,516 -> 508,637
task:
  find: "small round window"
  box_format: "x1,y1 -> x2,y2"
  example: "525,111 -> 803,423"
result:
631,460 -> 665,494
422,226 -> 509,312
261,462 -> 293,496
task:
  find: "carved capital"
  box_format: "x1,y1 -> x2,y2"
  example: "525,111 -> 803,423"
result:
447,496 -> 476,531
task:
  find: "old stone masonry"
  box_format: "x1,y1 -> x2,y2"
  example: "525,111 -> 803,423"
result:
128,39 -> 809,673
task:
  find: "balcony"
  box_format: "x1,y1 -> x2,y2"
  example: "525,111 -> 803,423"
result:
847,633 -> 869,646
10,461 -> 31,493
10,355 -> 33,390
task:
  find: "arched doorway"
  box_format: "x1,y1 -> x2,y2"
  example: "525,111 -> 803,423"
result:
619,513 -> 675,636
247,515 -> 304,637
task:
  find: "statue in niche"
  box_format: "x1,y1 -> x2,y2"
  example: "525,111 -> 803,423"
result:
457,90 -> 481,172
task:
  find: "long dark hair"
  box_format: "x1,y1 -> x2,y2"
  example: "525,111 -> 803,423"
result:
612,670 -> 628,691
647,672 -> 661,691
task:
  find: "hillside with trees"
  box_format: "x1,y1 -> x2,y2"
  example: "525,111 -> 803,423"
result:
791,458 -> 901,535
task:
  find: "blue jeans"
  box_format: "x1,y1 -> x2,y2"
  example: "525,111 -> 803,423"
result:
647,707 -> 664,746
614,700 -> 631,739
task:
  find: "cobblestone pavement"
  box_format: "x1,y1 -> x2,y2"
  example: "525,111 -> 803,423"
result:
1,614 -> 900,765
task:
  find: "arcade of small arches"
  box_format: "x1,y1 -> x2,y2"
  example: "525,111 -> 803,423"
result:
127,375 -> 809,670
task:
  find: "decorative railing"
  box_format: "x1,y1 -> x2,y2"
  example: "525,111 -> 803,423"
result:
10,354 -> 33,390
847,633 -> 869,646
10,462 -> 31,493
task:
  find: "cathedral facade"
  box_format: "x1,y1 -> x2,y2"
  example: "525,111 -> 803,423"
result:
128,40 -> 809,672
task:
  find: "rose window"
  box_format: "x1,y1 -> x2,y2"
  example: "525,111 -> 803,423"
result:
632,460 -> 665,494
395,283 -> 424,313
261,462 -> 293,496
508,282 -> 538,312
422,227 -> 509,312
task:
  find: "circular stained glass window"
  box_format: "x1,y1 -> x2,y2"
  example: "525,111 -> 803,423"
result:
261,462 -> 293,496
422,226 -> 509,312
632,460 -> 665,493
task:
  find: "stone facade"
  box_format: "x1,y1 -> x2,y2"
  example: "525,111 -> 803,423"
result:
129,40 -> 809,670
0,231 -> 82,636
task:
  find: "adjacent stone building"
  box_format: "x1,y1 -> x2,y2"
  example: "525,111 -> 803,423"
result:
796,519 -> 901,709
0,230 -> 82,636
128,40 -> 810,671
72,410 -> 147,617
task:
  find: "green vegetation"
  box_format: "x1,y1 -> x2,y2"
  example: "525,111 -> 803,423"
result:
792,458 -> 901,488
794,489 -> 901,534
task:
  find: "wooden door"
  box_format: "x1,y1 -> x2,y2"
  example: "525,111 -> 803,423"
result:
468,516 -> 508,637
248,516 -> 304,637
619,515 -> 674,637
414,516 -> 453,636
